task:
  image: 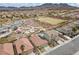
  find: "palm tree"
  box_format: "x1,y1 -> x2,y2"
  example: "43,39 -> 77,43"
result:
20,45 -> 25,54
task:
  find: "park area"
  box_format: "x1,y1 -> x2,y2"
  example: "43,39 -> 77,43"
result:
37,17 -> 66,25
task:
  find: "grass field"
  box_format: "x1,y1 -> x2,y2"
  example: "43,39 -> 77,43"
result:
37,17 -> 66,25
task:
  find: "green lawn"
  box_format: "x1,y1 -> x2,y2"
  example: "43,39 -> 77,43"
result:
37,17 -> 66,25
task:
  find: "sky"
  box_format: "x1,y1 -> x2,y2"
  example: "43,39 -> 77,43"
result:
0,3 -> 42,7
69,3 -> 79,7
0,3 -> 78,7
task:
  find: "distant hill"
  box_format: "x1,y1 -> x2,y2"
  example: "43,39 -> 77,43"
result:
0,3 -> 78,11
35,3 -> 78,9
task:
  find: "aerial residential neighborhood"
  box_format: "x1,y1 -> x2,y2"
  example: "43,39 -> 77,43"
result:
0,3 -> 79,55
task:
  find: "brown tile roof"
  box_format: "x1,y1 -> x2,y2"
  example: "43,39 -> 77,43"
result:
0,43 -> 14,55
14,37 -> 34,54
25,19 -> 39,27
30,34 -> 48,47
15,28 -> 22,33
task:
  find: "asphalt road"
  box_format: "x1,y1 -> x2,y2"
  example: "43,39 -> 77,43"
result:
74,51 -> 79,55
45,36 -> 79,55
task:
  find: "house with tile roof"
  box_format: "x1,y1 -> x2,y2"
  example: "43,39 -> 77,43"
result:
0,43 -> 14,55
30,34 -> 48,54
37,30 -> 65,47
14,37 -> 34,55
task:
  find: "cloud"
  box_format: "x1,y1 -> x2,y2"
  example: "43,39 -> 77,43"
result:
0,3 -> 42,7
0,3 -> 79,7
69,3 -> 79,7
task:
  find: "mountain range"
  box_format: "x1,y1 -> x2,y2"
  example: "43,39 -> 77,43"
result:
0,3 -> 78,10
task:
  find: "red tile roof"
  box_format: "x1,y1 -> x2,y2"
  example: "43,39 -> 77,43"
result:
14,37 -> 34,54
30,34 -> 48,47
15,28 -> 22,33
25,19 -> 39,27
0,43 -> 14,55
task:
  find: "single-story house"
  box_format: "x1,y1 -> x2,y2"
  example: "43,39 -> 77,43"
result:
14,37 -> 34,55
0,43 -> 14,55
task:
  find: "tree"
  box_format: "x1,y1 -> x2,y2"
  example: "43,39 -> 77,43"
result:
33,14 -> 37,18
20,45 -> 25,53
47,12 -> 52,17
72,27 -> 77,32
49,34 -> 59,47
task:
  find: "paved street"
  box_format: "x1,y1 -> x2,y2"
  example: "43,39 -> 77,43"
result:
74,51 -> 79,55
45,35 -> 79,55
